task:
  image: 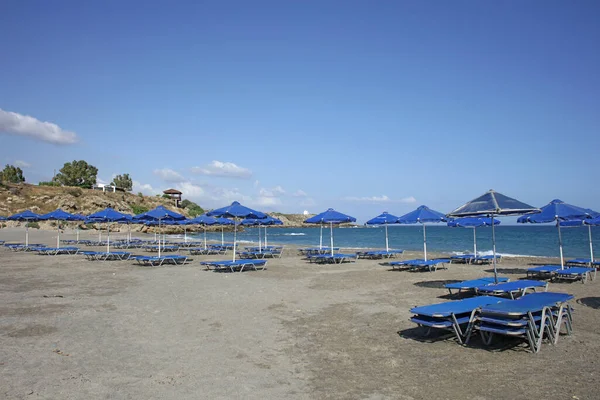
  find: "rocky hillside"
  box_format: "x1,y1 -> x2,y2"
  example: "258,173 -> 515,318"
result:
0,183 -> 314,231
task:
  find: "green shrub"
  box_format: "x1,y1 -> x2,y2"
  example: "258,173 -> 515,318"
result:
66,187 -> 83,197
39,181 -> 61,187
26,222 -> 40,229
138,192 -> 144,198
131,204 -> 149,215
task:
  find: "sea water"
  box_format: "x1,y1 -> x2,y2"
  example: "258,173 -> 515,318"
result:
192,225 -> 599,259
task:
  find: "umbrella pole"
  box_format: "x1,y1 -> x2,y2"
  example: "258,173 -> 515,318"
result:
319,223 -> 323,249
57,223 -> 61,249
558,221 -> 564,269
26,223 -> 29,246
330,222 -> 334,256
107,222 -> 110,253
128,223 -> 131,244
158,219 -> 161,258
589,225 -> 594,264
233,218 -> 237,262
258,225 -> 262,252
385,223 -> 389,252
473,227 -> 477,256
77,225 -> 80,242
204,226 -> 207,250
491,215 -> 498,283
184,225 -> 187,243
423,224 -> 427,261
265,226 -> 268,247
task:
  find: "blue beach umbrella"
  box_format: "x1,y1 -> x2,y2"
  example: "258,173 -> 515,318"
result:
518,199 -> 596,268
397,206 -> 446,261
261,216 -> 283,247
448,189 -> 539,282
39,209 -> 83,248
241,216 -> 283,250
304,208 -> 356,256
134,206 -> 185,257
559,218 -> 599,265
365,212 -> 400,252
447,217 -> 500,257
8,210 -> 42,246
87,208 -> 132,253
207,201 -> 267,261
188,214 -> 218,250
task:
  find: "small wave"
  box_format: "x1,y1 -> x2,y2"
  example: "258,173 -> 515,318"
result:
236,240 -> 255,244
284,233 -> 306,236
475,250 -> 547,258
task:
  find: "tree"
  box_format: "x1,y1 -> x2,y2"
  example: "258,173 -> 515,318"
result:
53,160 -> 98,188
1,164 -> 25,183
112,173 -> 133,191
181,199 -> 204,217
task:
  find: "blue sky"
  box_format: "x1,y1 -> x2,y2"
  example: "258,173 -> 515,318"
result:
1,1 -> 599,222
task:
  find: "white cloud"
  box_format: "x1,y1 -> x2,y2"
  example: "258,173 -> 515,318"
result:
259,185 -> 285,197
300,198 -> 316,207
175,181 -> 205,198
153,168 -> 186,183
191,161 -> 252,179
254,197 -> 282,207
14,160 -> 31,168
132,180 -> 156,195
343,195 -> 417,204
292,189 -> 307,197
0,108 -> 78,145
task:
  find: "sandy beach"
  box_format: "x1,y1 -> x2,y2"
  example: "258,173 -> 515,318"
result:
1,227 -> 599,400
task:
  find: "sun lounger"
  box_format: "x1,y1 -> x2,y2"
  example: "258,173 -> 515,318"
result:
466,292 -> 574,353
526,265 -> 562,279
37,246 -> 80,255
475,280 -> 548,299
356,250 -> 404,259
134,255 -> 187,266
450,254 -> 476,264
200,259 -> 267,272
472,255 -> 501,265
445,277 -> 510,295
187,247 -> 224,255
389,258 -> 451,272
299,247 -> 340,256
566,259 -> 600,268
555,267 -> 596,283
307,253 -> 357,264
409,296 -> 506,344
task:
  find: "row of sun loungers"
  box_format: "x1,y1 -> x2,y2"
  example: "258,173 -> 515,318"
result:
36,246 -> 80,255
450,254 -> 502,264
307,253 -> 357,264
409,292 -> 574,352
134,255 -> 190,266
356,250 -> 404,259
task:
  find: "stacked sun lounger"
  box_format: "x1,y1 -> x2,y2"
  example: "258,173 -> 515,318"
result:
187,247 -> 225,255
200,259 -> 267,272
526,265 -> 596,283
5,243 -> 46,252
566,259 -> 600,268
356,250 -> 404,259
81,251 -> 132,261
134,255 -> 189,266
388,258 -> 451,272
450,254 -> 476,264
474,280 -> 548,299
143,245 -> 180,252
307,253 -> 357,264
409,296 -> 506,344
471,255 -> 501,265
37,246 -> 80,255
466,292 -> 574,353
445,277 -> 510,296
299,247 -> 340,256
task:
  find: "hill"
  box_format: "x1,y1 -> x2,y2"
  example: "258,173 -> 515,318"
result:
0,183 -> 313,231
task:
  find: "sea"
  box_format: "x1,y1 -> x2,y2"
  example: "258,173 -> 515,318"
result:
189,225 -> 599,259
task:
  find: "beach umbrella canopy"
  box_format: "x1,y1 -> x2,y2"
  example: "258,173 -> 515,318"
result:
0,216 -> 6,221
134,206 -> 185,256
240,216 -> 284,250
559,218 -> 599,265
206,201 -> 267,261
365,212 -> 400,252
448,189 -> 539,282
518,199 -> 596,268
87,208 -> 133,253
8,210 -> 42,246
304,208 -> 356,256
39,209 -> 83,248
397,205 -> 446,261
447,217 -> 500,256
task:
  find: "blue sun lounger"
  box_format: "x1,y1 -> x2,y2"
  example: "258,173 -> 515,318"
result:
356,250 -> 404,259
134,255 -> 189,266
409,296 -> 506,344
566,259 -> 600,268
389,259 -> 450,272
200,259 -> 267,272
445,277 -> 510,295
526,265 -> 562,279
472,255 -> 501,265
307,253 -> 357,264
466,292 -> 574,353
475,280 -> 548,299
555,267 -> 596,283
450,254 -> 476,264
81,251 -> 132,261
37,246 -> 80,255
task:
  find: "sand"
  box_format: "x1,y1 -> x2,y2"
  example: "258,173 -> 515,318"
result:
1,227 -> 599,400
